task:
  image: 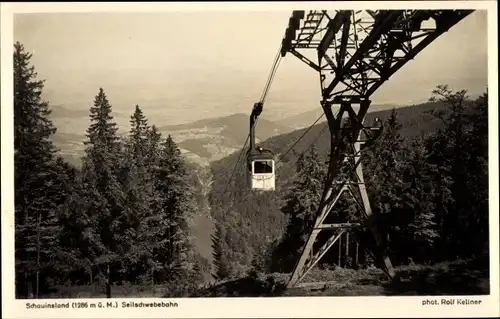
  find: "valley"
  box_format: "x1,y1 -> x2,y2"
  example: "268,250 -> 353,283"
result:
50,101 -> 413,167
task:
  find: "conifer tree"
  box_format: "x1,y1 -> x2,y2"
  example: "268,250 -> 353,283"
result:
426,85 -> 488,258
118,149 -> 152,283
363,109 -> 407,251
401,138 -> 439,262
145,125 -> 163,165
224,208 -> 255,278
81,88 -> 124,296
424,130 -> 453,257
128,105 -> 150,159
57,168 -> 100,285
271,145 -> 326,272
212,222 -> 231,280
464,92 -> 489,253
13,42 -> 61,298
132,125 -> 165,284
119,106 -> 157,283
152,135 -> 198,284
84,88 -> 120,155
425,85 -> 469,257
211,203 -> 256,280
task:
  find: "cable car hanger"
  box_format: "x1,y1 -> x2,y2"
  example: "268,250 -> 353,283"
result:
246,45 -> 284,192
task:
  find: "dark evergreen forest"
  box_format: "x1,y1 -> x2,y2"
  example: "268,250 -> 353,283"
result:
13,40 -> 490,298
14,42 -> 209,298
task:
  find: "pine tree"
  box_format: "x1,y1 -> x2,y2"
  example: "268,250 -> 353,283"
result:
131,125 -> 165,284
427,86 -> 489,258
145,125 -> 163,165
401,138 -> 439,262
152,134 -> 198,286
464,92 -> 488,254
426,85 -> 471,257
14,42 -> 61,298
271,145 -> 326,272
424,131 -> 454,258
57,168 -> 101,285
117,148 -> 152,283
226,208 -> 255,278
118,107 -> 160,284
84,88 -> 120,155
211,203 -> 257,280
81,88 -> 124,296
128,105 -> 150,159
363,109 -> 407,253
212,222 -> 231,280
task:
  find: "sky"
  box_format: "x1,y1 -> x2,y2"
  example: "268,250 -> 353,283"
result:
13,10 -> 488,132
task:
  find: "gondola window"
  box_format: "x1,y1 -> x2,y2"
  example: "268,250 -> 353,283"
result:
254,160 -> 273,174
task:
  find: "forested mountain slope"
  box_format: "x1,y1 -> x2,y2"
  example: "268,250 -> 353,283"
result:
209,90 -> 489,289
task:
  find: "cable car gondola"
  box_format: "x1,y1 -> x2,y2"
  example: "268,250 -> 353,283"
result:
247,146 -> 275,191
247,102 -> 276,191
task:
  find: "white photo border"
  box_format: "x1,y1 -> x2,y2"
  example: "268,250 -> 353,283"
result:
1,1 -> 498,318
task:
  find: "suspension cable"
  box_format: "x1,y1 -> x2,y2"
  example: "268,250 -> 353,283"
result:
221,134 -> 250,196
259,47 -> 283,103
282,122 -> 329,176
221,43 -> 284,196
276,113 -> 325,164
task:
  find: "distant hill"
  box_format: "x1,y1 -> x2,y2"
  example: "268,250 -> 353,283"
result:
49,101 -> 450,168
51,132 -> 86,167
50,104 -> 90,119
50,112 -> 294,167
158,113 -> 294,163
210,101 -> 451,202
278,103 -> 399,129
212,101 -> 450,176
160,113 -> 292,145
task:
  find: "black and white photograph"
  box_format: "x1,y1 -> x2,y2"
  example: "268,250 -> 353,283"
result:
1,1 -> 498,318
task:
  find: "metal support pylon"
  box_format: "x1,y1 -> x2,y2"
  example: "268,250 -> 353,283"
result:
280,9 -> 473,289
287,99 -> 395,288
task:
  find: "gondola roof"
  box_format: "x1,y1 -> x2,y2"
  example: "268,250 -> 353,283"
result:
248,147 -> 274,160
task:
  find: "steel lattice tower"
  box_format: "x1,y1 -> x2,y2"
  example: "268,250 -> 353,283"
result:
278,9 -> 474,288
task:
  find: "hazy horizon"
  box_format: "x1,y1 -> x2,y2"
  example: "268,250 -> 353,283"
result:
14,10 -> 488,135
